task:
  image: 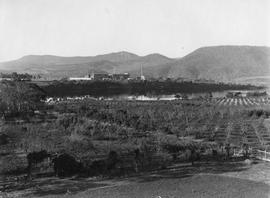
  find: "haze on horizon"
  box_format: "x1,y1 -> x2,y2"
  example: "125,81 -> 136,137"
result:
0,0 -> 269,62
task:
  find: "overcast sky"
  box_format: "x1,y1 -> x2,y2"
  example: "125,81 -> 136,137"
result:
0,0 -> 269,61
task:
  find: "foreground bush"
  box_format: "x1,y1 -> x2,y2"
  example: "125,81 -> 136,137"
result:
0,155 -> 27,175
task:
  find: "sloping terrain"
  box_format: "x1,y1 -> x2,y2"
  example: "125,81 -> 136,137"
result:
166,46 -> 270,82
0,46 -> 269,82
0,52 -> 174,79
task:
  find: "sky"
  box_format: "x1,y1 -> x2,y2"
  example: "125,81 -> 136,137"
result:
0,0 -> 269,61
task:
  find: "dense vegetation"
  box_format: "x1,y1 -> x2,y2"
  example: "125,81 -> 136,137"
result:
0,81 -> 45,118
0,72 -> 33,81
41,80 -> 259,97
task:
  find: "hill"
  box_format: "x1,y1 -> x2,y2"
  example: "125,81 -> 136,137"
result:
0,46 -> 269,82
166,46 -> 270,82
0,51 -> 173,79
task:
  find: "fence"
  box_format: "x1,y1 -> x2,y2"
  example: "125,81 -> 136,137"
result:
254,149 -> 270,162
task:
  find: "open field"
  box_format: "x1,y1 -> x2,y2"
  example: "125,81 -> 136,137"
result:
68,174 -> 269,198
1,160 -> 270,198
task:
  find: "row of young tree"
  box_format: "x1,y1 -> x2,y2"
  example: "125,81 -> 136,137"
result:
1,86 -> 268,180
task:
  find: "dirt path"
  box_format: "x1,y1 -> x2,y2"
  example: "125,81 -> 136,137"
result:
218,161 -> 270,185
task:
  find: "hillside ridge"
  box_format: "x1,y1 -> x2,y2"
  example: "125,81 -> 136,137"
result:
0,46 -> 269,83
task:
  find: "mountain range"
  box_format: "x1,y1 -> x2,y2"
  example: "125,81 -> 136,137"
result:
0,46 -> 269,83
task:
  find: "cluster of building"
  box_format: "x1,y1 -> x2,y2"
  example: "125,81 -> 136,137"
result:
69,72 -> 132,81
69,66 -> 146,82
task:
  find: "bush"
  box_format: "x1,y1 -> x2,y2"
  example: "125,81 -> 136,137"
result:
160,134 -> 185,154
0,134 -> 9,145
154,152 -> 173,169
52,153 -> 82,177
0,155 -> 27,175
247,109 -> 270,118
107,151 -> 119,171
88,159 -> 107,175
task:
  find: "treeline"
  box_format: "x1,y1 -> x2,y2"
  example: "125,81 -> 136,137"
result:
0,81 -> 46,118
41,81 -> 259,97
0,72 -> 34,81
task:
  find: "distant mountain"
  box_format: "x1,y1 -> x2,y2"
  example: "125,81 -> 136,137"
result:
165,46 -> 270,82
0,51 -> 139,70
0,46 -> 269,83
0,51 -> 174,79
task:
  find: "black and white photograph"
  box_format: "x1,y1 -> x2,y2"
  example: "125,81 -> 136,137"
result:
0,0 -> 270,197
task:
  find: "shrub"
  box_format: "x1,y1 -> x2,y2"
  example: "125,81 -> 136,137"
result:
52,153 -> 82,177
159,134 -> 185,154
154,152 -> 173,169
89,159 -> 107,175
247,109 -> 270,118
0,155 -> 27,175
106,151 -> 119,171
0,134 -> 9,145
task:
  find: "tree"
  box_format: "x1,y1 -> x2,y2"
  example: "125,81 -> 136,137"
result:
0,81 -> 46,117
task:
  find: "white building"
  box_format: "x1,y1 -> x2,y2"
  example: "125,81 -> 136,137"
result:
69,74 -> 93,81
69,77 -> 92,81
